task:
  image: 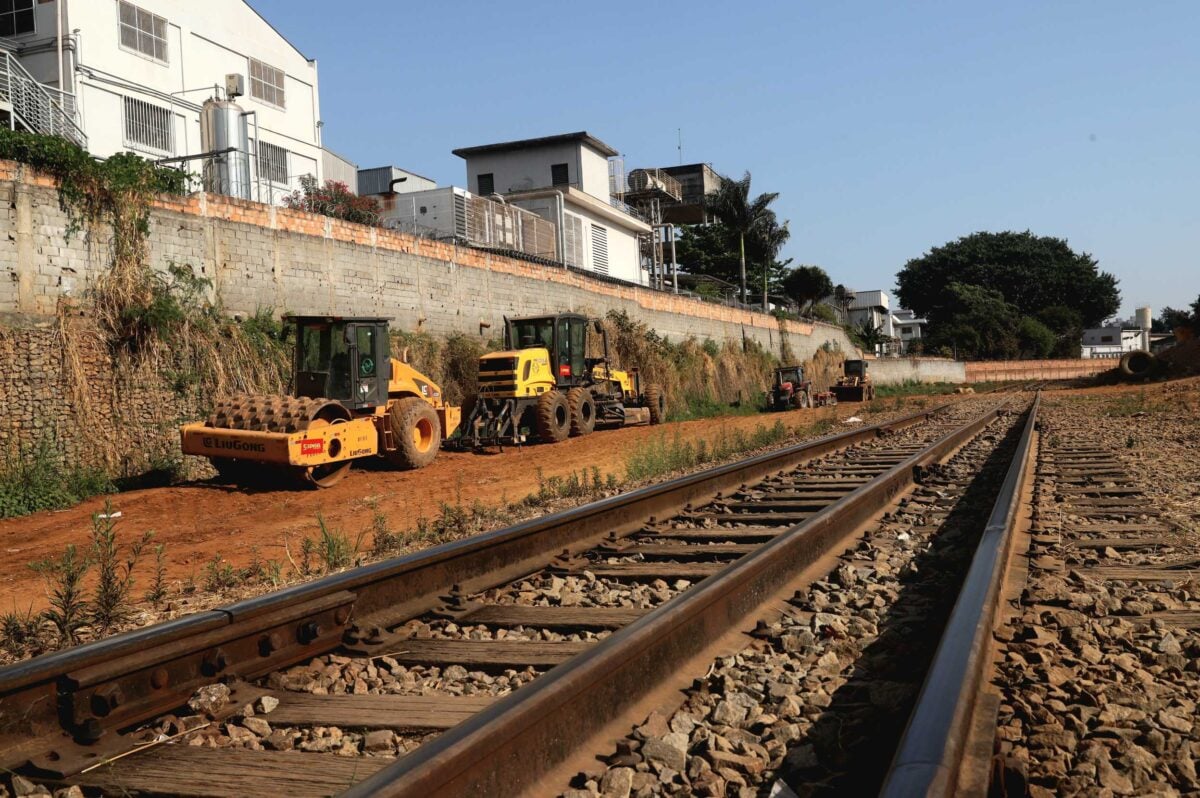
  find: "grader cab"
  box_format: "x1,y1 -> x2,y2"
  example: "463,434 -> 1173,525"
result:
460,313 -> 665,449
180,316 -> 460,487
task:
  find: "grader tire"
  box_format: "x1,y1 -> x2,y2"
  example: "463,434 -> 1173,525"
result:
536,391 -> 571,443
645,385 -> 666,424
567,388 -> 596,437
387,397 -> 441,469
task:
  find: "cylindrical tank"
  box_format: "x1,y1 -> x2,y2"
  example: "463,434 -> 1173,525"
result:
200,99 -> 251,200
1136,306 -> 1152,350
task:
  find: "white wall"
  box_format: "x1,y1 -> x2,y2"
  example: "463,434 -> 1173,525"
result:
510,195 -> 643,285
463,141 -> 612,201
10,0 -> 322,200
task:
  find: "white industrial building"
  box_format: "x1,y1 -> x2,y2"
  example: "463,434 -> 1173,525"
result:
891,307 -> 927,353
453,132 -> 651,285
842,290 -> 927,355
1081,307 -> 1153,358
0,0 -> 336,202
357,165 -> 437,197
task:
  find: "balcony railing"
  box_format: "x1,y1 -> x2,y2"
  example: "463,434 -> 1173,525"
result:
0,49 -> 87,148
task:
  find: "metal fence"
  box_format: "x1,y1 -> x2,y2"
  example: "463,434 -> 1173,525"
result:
0,49 -> 87,147
463,194 -> 557,260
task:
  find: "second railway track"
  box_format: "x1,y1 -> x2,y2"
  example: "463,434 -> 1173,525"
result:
0,394 -> 1044,797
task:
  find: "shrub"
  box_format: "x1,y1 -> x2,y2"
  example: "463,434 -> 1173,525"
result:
283,176 -> 381,226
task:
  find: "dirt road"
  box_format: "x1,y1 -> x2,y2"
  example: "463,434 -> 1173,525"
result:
0,403 -> 903,611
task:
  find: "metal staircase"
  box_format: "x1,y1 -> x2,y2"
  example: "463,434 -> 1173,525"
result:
0,47 -> 86,148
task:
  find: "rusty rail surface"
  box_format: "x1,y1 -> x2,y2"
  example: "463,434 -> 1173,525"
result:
342,403 -> 1016,798
0,406 -> 950,777
880,393 -> 1041,797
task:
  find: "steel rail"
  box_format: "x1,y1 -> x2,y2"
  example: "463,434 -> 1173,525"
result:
342,403 -> 1013,798
879,392 -> 1041,797
0,405 -> 948,775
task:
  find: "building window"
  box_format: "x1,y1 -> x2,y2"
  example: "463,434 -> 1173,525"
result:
477,173 -> 494,196
249,59 -> 286,108
256,140 -> 288,184
118,1 -> 167,63
590,224 -> 609,274
1100,335 -> 1114,343
551,163 -> 569,187
123,97 -> 172,153
0,0 -> 34,37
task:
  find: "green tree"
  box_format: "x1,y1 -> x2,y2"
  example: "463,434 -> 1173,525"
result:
1036,305 -> 1084,358
924,282 -> 1020,360
1016,316 -> 1055,358
1155,308 -> 1190,333
674,215 -> 792,303
809,303 -> 839,324
782,265 -> 834,312
704,172 -> 782,304
896,232 -> 1120,343
851,321 -> 892,354
674,223 -> 741,286
749,213 -> 792,308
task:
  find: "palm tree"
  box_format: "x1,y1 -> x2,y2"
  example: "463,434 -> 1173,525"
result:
755,213 -> 791,308
704,172 -> 780,304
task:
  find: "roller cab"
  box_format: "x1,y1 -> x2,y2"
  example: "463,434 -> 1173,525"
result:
181,316 -> 459,488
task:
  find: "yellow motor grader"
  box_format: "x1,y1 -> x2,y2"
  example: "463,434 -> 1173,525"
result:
458,313 -> 665,448
180,316 -> 460,487
831,359 -> 876,402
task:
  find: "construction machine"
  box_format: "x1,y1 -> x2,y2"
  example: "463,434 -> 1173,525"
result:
180,316 -> 460,488
459,313 -> 665,449
831,359 -> 876,402
767,365 -> 836,411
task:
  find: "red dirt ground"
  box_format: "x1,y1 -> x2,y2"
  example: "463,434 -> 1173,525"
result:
0,402 -> 917,611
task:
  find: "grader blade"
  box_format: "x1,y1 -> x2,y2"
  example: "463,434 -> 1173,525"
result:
832,385 -> 867,403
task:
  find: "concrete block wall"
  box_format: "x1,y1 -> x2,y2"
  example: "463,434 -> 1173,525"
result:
867,356 -> 1121,385
964,358 -> 1120,382
868,357 -> 967,385
0,160 -> 858,363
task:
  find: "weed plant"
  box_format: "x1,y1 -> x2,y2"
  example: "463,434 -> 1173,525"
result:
28,544 -> 91,645
0,606 -> 40,658
624,420 -> 791,482
144,544 -> 168,607
0,434 -> 114,519
89,505 -> 153,633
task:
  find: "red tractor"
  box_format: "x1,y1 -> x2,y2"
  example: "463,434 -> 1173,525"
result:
768,366 -> 836,411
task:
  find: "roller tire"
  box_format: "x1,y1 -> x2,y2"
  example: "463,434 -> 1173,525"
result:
387,397 -> 442,469
535,391 -> 571,443
209,457 -> 254,484
645,385 -> 666,424
567,388 -> 596,437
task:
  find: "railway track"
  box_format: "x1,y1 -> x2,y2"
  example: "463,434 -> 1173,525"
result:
0,395 -> 1045,797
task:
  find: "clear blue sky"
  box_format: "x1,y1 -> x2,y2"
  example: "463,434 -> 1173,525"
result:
253,0 -> 1196,318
